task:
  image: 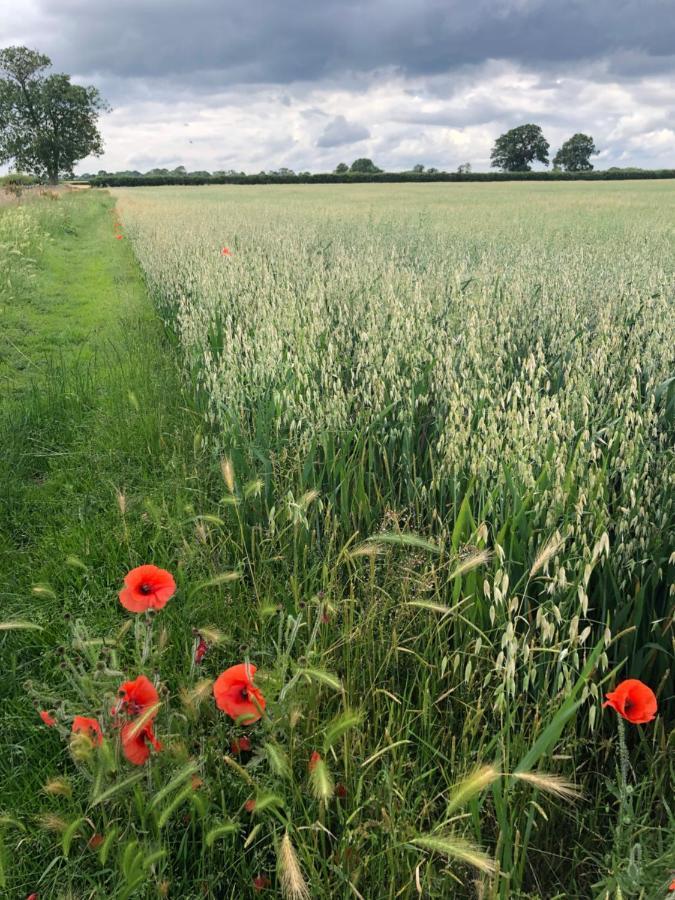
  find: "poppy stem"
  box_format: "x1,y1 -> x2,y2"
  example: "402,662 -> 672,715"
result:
616,714 -> 632,842
141,615 -> 154,665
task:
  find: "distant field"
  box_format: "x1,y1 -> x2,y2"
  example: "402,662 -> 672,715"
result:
1,183 -> 673,898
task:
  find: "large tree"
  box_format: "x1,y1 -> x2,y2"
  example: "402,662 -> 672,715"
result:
350,158 -> 382,174
490,124 -> 549,172
0,46 -> 108,183
553,133 -> 597,172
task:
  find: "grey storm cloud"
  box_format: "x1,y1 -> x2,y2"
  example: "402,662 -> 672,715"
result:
1,0 -> 673,173
5,0 -> 675,87
316,116 -> 370,147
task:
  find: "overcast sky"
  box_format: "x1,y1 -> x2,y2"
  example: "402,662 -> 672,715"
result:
1,0 -> 674,173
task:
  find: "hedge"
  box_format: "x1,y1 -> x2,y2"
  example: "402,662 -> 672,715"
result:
86,170 -> 675,187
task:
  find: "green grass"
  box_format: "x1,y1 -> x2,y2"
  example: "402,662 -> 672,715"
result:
0,191 -> 209,896
0,190 -> 144,394
0,186 -> 673,899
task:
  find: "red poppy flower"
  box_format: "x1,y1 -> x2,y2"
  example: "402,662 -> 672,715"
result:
221,246 -> 232,256
244,798 -> 256,813
230,736 -> 252,755
194,635 -> 208,664
27,894 -> 39,900
603,678 -> 657,724
213,663 -> 266,724
72,716 -> 103,746
336,782 -> 347,799
669,879 -> 675,892
116,234 -> 123,240
119,565 -> 176,613
116,675 -> 159,719
121,720 -> 162,765
308,751 -> 321,772
88,833 -> 104,850
39,710 -> 56,727
253,875 -> 271,892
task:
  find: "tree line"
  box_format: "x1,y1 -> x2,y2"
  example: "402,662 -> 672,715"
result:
0,46 -> 670,184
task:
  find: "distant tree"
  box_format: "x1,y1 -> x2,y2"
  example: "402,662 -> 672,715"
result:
457,162 -> 472,174
426,167 -> 439,174
334,162 -> 349,174
172,165 -> 187,175
412,164 -> 425,173
0,46 -> 108,183
350,158 -> 382,174
490,124 -> 549,172
553,133 -> 597,171
277,167 -> 295,177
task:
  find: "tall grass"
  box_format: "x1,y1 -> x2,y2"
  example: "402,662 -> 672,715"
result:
1,184 -> 672,898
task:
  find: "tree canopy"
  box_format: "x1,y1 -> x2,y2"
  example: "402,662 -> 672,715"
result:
553,133 -> 597,171
349,157 -> 382,174
490,124 -> 549,172
0,46 -> 108,183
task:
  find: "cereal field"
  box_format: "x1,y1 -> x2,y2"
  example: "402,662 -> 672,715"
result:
1,182 -> 673,898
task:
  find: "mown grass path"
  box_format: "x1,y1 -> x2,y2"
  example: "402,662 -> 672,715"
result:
1,191 -> 145,393
0,192 -> 201,895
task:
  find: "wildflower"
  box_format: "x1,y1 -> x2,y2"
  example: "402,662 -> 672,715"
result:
121,720 -> 162,765
603,679 -> 657,724
72,716 -> 103,746
336,783 -> 347,799
231,736 -> 252,754
244,798 -> 256,813
119,564 -> 176,613
115,674 -> 159,719
308,751 -> 321,772
213,663 -> 266,724
194,635 -> 208,664
253,875 -> 271,892
27,894 -> 39,900
39,710 -> 56,727
221,246 -> 232,256
669,878 -> 675,891
88,833 -> 104,850
116,234 -> 123,240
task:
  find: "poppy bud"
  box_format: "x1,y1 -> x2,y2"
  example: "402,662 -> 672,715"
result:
244,799 -> 256,813
253,875 -> 271,892
336,783 -> 347,799
194,636 -> 208,664
230,736 -> 252,754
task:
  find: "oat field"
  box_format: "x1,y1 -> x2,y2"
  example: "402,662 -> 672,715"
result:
2,182 -> 673,898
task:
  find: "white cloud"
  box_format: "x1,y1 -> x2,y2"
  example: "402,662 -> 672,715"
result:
74,63 -> 675,173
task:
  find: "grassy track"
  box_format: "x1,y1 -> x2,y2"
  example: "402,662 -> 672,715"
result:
0,191 -> 205,896
0,191 -> 146,394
